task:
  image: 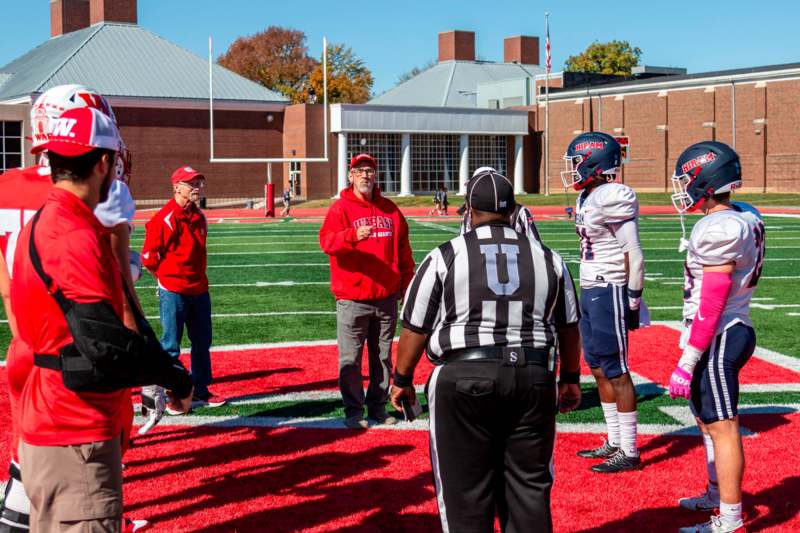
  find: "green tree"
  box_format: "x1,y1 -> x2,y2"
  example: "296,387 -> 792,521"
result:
395,59 -> 436,85
299,43 -> 374,104
564,40 -> 642,75
217,26 -> 318,102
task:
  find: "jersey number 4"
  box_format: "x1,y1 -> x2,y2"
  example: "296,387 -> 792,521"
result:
576,227 -> 594,260
748,220 -> 766,288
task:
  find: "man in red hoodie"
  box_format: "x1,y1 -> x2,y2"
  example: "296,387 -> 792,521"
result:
320,153 -> 415,429
142,166 -> 225,410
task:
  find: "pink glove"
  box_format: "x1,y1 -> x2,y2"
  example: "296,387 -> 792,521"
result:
669,367 -> 693,399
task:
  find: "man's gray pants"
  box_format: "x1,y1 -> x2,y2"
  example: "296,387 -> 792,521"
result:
336,295 -> 398,419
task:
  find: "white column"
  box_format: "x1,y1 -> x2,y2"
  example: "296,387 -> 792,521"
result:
513,134 -> 525,194
400,133 -> 412,196
459,134 -> 469,195
336,132 -> 348,197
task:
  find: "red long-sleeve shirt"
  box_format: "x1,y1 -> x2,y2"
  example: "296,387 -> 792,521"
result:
320,186 -> 415,301
141,199 -> 208,295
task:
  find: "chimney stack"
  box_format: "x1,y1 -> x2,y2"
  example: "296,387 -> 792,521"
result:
50,0 -> 90,38
90,0 -> 137,25
438,30 -> 475,62
504,36 -> 540,65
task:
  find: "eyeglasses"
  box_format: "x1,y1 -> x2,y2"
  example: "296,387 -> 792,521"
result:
352,168 -> 376,177
179,180 -> 205,190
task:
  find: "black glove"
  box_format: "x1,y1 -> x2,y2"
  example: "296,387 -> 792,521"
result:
627,306 -> 640,331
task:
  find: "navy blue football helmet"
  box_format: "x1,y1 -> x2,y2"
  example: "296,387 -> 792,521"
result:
671,141 -> 742,213
561,132 -> 621,190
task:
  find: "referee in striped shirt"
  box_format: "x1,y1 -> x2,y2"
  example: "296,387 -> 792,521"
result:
390,171 -> 582,533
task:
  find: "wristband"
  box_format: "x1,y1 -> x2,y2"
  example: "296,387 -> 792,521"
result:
559,370 -> 581,384
627,288 -> 643,299
393,369 -> 414,388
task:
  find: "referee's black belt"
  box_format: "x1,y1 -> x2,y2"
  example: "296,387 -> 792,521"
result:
443,346 -> 552,367
34,354 -> 61,370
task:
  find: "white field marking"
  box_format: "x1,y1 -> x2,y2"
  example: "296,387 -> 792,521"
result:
134,384 -> 422,409
124,311 -> 337,322
0,360 -> 5,367
764,214 -> 800,219
789,313 -> 800,317
207,263 -> 329,268
127,310 -> 334,322
132,414 -> 696,435
654,320 -> 800,369
651,275 -> 800,282
751,303 -> 800,310
648,306 -> 684,310
413,220 -> 459,234
138,281 -> 329,289
741,383 -> 800,392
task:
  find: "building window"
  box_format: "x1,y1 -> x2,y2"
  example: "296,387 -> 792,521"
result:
469,135 -> 507,176
289,161 -> 301,196
0,121 -> 22,172
347,133 -> 401,193
410,134 -> 460,193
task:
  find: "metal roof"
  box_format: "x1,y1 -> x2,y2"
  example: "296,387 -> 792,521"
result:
0,23 -> 287,104
369,60 -> 544,108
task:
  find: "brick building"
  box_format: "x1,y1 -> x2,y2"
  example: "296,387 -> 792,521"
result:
531,64 -> 800,193
0,0 -> 288,204
1,6 -> 798,200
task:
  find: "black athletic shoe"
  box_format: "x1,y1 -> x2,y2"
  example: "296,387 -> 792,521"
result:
577,440 -> 619,459
591,450 -> 642,473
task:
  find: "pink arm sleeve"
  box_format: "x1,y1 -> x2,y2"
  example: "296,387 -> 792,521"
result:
687,271 -> 733,352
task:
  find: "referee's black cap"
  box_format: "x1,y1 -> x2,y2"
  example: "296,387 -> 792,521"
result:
466,170 -> 515,213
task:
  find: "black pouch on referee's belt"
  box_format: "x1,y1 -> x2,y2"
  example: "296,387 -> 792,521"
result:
28,209 -> 189,394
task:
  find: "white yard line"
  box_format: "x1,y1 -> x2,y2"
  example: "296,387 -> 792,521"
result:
139,281 -> 329,289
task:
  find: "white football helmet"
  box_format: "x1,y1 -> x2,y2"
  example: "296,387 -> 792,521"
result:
31,84 -> 131,183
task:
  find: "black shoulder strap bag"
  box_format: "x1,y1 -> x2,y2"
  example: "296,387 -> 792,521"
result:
28,208 -> 190,395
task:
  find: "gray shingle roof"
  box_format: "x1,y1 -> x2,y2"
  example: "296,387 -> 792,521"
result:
0,23 -> 287,103
370,60 -> 544,108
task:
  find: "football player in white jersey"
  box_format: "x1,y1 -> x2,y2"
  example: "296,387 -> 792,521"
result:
562,132 -> 645,473
668,142 -> 764,533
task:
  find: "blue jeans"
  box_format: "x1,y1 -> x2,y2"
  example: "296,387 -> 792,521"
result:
159,289 -> 213,397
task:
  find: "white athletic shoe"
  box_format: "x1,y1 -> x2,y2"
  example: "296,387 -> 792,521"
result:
679,487 -> 720,511
679,514 -> 746,533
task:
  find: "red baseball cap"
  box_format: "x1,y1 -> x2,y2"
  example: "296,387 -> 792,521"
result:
350,153 -> 377,169
171,166 -> 205,184
39,107 -> 122,157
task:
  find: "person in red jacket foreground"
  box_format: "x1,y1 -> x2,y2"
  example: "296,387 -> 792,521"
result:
142,166 -> 226,410
320,153 -> 415,429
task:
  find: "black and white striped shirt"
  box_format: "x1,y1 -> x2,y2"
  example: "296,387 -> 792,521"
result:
460,204 -> 542,243
402,222 -> 579,363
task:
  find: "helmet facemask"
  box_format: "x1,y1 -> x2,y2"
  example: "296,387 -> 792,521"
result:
671,171 -> 696,213
561,154 -> 584,189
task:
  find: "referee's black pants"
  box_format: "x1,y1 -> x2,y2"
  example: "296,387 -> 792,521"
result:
426,360 -> 556,533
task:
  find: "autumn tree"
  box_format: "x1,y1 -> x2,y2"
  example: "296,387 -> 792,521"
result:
298,43 -> 374,104
217,26 -> 318,102
564,40 -> 642,76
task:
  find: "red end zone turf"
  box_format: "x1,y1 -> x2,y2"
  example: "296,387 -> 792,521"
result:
1,333 -> 799,532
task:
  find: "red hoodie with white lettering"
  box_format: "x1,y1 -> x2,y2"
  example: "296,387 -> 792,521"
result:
320,186 -> 415,301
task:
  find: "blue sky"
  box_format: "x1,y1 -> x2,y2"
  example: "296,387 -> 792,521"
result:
1,0 -> 798,96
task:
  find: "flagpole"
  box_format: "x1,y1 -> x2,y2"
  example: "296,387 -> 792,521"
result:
544,12 -> 551,196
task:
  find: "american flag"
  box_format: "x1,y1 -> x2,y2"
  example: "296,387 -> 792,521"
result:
545,18 -> 551,74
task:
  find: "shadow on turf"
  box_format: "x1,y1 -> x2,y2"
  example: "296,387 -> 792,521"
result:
572,475 -> 800,533
638,412 -> 795,470
211,366 -> 303,386
125,425 -> 436,531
